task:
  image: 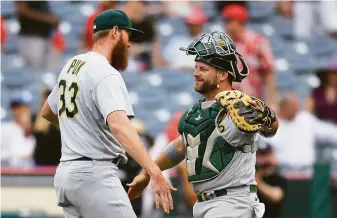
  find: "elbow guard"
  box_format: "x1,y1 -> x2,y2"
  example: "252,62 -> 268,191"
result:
163,142 -> 185,165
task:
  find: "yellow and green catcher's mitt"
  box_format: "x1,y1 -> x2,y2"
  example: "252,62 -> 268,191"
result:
215,90 -> 275,133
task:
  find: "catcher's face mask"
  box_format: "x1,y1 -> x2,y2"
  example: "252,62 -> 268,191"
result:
180,31 -> 249,82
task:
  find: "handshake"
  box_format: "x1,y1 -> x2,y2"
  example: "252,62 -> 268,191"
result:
127,169 -> 176,214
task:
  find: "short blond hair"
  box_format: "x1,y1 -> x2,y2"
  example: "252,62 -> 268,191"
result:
93,29 -> 110,44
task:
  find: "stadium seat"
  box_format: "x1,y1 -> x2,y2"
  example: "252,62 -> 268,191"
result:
1,54 -> 25,70
248,2 -> 276,23
309,35 -> 337,58
123,71 -> 141,89
1,87 -> 11,109
1,1 -> 15,18
3,37 -> 19,54
51,1 -> 76,18
3,18 -> 20,54
145,108 -> 172,136
66,11 -> 86,27
295,75 -> 312,101
207,21 -> 225,33
152,69 -> 194,91
135,88 -> 167,110
283,41 -> 317,74
155,16 -> 186,46
270,16 -> 293,40
63,33 -> 81,54
1,67 -> 39,89
269,34 -> 286,57
275,70 -> 298,91
203,1 -> 217,20
166,92 -> 194,112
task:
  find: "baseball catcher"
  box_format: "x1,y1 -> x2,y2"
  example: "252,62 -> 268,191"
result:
128,31 -> 278,218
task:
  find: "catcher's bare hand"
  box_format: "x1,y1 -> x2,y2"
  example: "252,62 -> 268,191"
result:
127,172 -> 150,200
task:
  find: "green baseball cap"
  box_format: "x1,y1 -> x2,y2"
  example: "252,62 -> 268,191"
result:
93,9 -> 144,34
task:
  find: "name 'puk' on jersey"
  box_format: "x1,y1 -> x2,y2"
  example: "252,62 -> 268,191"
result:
67,59 -> 87,76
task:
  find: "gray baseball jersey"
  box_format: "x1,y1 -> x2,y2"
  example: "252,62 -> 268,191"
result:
47,51 -> 134,163
186,100 -> 258,193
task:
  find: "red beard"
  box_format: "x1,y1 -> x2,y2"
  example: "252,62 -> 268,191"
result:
111,38 -> 128,71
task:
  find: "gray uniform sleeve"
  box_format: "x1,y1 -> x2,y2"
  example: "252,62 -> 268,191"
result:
94,75 -> 134,124
47,85 -> 58,115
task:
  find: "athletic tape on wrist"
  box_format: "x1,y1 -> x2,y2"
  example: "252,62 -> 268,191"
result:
163,142 -> 185,165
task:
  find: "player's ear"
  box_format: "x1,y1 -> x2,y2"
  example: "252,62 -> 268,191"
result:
110,26 -> 121,40
218,71 -> 228,82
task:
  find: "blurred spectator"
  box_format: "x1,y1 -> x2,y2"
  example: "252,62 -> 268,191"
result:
124,1 -> 166,70
276,1 -> 292,17
293,1 -> 337,41
216,1 -> 247,16
82,1 -> 117,50
142,111 -> 196,217
222,4 -> 275,105
163,7 -> 208,70
33,88 -> 61,166
162,1 -> 202,18
256,141 -> 286,218
1,17 -> 7,51
306,58 -> 337,124
1,97 -> 35,167
15,1 -> 60,69
51,30 -> 65,54
266,93 -> 337,171
120,119 -> 154,216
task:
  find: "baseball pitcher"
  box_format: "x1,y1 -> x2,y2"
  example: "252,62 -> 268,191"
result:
41,9 -> 175,218
128,31 -> 279,218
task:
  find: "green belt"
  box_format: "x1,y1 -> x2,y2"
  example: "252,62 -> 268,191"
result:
197,185 -> 257,202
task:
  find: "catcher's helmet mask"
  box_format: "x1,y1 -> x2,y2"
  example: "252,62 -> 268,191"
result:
180,31 -> 249,83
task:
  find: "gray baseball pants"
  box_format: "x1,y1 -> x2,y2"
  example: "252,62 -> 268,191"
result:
193,186 -> 265,218
54,160 -> 137,218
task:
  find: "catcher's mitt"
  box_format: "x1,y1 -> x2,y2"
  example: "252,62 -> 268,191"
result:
215,90 -> 275,133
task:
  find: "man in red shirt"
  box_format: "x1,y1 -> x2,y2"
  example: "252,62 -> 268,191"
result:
1,17 -> 7,51
222,4 -> 275,105
82,1 -> 117,50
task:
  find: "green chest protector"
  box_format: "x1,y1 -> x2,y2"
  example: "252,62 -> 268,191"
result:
178,99 -> 236,183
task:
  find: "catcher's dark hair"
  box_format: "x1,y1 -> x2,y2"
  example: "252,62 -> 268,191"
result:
93,29 -> 111,44
227,73 -> 234,84
217,68 -> 233,84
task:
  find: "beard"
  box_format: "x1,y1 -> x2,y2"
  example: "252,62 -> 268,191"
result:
194,79 -> 218,95
111,37 -> 128,71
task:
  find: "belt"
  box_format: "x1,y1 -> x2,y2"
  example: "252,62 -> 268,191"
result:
197,185 -> 257,202
72,156 -> 120,166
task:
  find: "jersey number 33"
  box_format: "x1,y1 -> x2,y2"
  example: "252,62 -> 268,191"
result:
58,79 -> 79,118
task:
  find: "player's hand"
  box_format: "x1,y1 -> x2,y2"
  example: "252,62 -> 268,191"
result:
150,172 -> 177,214
127,171 -> 150,200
